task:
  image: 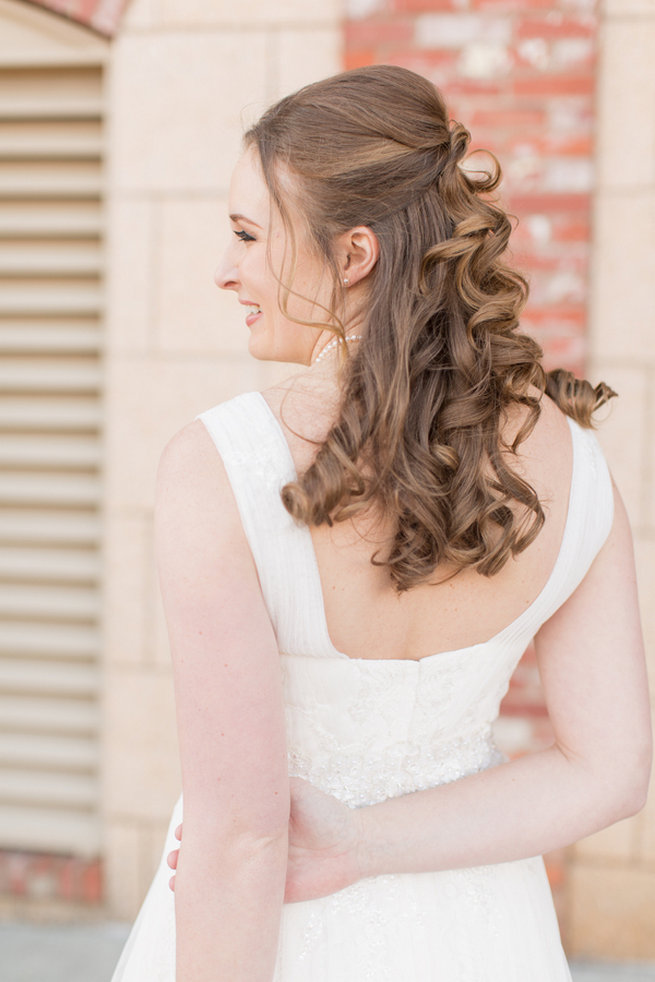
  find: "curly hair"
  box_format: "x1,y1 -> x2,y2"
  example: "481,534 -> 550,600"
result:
245,65 -> 615,592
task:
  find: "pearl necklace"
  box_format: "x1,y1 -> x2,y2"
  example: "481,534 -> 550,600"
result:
313,334 -> 363,366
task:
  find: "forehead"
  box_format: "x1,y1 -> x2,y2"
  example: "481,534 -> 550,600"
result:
229,148 -> 271,220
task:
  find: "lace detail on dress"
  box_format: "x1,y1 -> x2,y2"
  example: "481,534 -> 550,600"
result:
287,729 -> 503,808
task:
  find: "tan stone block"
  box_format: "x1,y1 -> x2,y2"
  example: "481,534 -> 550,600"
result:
0,0 -> 108,61
272,28 -> 342,101
648,375 -> 655,530
637,764 -> 655,862
105,356 -> 260,510
159,0 -> 341,28
109,33 -> 268,193
568,862 -> 655,959
103,820 -> 143,919
597,21 -> 655,188
573,815 -> 639,863
156,197 -> 250,356
120,0 -> 155,30
605,0 -> 655,15
586,363 -> 647,526
634,538 -> 655,701
105,197 -> 153,354
102,514 -> 151,667
589,192 -> 655,364
142,816 -> 175,888
103,667 -> 180,821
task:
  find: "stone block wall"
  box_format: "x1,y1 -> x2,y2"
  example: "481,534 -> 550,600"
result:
25,0 -> 128,36
100,0 -> 343,918
570,0 -> 655,959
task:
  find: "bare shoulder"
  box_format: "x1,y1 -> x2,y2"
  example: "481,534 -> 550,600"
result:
155,419 -> 247,574
499,390 -> 573,508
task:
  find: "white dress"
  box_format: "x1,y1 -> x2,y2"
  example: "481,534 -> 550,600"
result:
111,390 -> 614,982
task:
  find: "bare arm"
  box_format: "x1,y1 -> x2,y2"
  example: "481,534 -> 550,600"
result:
352,482 -> 651,878
155,421 -> 289,980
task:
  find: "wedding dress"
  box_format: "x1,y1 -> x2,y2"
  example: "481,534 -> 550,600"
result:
111,390 -> 614,981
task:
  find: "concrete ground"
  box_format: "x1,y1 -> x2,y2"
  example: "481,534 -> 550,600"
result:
1,920 -> 655,982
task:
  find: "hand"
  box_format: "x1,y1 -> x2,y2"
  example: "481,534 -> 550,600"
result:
167,825 -> 182,893
285,776 -> 362,903
167,778 -> 363,902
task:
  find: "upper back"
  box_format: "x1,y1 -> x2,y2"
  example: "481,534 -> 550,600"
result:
245,372 -> 588,662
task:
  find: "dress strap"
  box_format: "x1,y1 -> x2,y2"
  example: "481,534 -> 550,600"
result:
498,416 -> 615,650
194,392 -> 331,656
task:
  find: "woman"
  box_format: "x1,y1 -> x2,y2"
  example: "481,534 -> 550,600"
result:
111,65 -> 651,982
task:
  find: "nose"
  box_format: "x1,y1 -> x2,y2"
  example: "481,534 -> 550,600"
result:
214,247 -> 239,291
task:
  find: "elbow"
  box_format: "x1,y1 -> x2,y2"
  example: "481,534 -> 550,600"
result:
609,740 -> 652,821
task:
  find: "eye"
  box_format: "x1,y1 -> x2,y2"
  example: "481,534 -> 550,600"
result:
234,229 -> 256,242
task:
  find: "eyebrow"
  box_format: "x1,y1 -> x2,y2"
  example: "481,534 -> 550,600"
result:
229,213 -> 263,229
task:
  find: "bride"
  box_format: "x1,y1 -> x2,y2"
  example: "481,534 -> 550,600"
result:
112,65 -> 651,982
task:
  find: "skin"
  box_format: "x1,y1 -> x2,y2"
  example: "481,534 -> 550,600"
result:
161,145 -> 652,976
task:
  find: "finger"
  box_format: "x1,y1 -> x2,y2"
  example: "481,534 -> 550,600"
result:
167,850 -> 178,870
175,824 -> 182,841
168,875 -> 176,893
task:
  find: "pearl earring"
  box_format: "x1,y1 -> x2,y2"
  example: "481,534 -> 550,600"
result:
343,277 -> 349,286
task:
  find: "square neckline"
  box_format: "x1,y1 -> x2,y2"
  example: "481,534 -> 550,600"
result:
252,390 -> 579,666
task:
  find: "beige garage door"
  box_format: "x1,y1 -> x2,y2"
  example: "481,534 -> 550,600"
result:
0,0 -> 106,856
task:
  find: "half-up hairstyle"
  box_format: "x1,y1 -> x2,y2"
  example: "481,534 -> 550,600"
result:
245,65 -> 615,592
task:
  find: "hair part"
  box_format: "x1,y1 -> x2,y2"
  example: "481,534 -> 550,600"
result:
245,65 -> 616,592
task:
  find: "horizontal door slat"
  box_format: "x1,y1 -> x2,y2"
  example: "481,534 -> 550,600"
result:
0,472 -> 100,506
0,97 -> 103,120
0,732 -> 97,770
0,805 -> 100,855
0,433 -> 101,467
0,323 -> 100,353
0,284 -> 102,316
0,584 -> 99,620
0,395 -> 101,429
0,359 -> 102,391
0,242 -> 101,276
0,201 -> 101,237
0,621 -> 99,657
0,768 -> 97,808
0,694 -> 96,734
0,659 -> 98,697
0,547 -> 100,581
0,161 -> 101,197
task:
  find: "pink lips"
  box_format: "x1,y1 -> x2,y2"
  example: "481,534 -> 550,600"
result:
240,300 -> 261,328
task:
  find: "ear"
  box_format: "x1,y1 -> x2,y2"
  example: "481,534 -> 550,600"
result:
335,226 -> 380,287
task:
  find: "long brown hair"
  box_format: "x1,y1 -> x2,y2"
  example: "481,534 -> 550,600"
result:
245,65 -> 615,592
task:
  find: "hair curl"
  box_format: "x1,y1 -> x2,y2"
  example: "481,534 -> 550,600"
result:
245,65 -> 615,592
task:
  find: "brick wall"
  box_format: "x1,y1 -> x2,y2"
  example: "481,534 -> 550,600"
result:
345,0 -> 600,934
0,849 -> 102,906
345,0 -> 597,378
25,0 -> 128,36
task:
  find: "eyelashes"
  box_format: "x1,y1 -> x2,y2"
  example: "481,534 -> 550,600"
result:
234,229 -> 256,242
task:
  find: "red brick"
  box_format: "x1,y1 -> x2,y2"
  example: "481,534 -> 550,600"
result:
513,75 -> 594,98
507,192 -> 589,214
344,50 -> 378,71
345,18 -> 414,49
517,14 -> 595,40
445,78 -> 505,97
83,859 -> 103,903
474,0 -> 556,9
393,0 -> 462,11
470,108 -> 546,131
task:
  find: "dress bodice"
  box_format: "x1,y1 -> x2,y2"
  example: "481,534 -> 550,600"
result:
195,392 -> 614,806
